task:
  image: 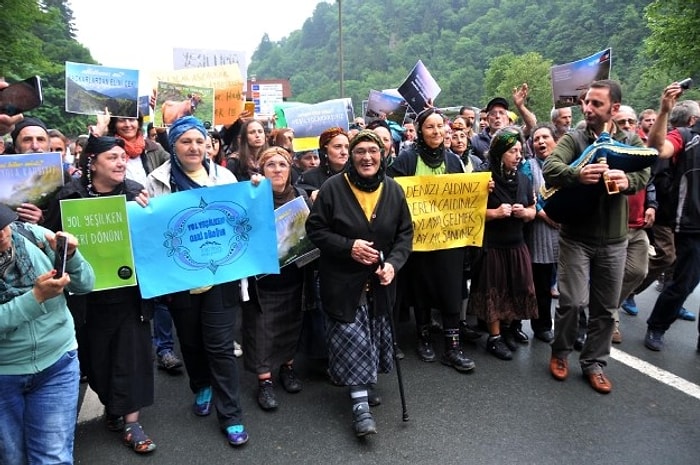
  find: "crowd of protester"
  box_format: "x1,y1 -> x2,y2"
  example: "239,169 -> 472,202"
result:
1,75 -> 699,463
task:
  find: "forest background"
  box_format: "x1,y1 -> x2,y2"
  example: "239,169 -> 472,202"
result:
1,0 -> 698,137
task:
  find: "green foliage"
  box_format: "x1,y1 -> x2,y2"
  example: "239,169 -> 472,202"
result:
644,0 -> 700,77
249,0 -> 657,120
484,52 -> 553,120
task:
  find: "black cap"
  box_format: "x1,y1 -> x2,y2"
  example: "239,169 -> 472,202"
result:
10,117 -> 48,146
485,97 -> 509,113
0,203 -> 19,229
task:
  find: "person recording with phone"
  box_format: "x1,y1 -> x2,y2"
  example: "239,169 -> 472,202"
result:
0,80 -> 25,136
0,203 -> 95,465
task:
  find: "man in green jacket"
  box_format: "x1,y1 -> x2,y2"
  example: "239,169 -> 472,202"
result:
543,80 -> 650,394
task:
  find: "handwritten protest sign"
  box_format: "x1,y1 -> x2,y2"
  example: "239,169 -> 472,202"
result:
551,48 -> 611,108
151,64 -> 244,125
0,153 -> 63,209
65,62 -> 139,117
394,173 -> 490,251
60,196 -> 137,291
173,47 -> 248,86
127,180 -> 279,298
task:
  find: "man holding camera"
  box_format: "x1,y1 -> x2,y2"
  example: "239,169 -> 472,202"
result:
644,79 -> 700,352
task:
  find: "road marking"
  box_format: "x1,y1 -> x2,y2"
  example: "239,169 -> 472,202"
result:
78,385 -> 104,423
611,347 -> 700,400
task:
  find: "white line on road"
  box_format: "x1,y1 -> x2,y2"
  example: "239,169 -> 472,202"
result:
78,385 -> 104,424
611,347 -> 700,401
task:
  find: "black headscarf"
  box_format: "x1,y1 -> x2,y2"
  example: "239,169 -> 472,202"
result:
488,126 -> 524,202
345,130 -> 386,192
414,108 -> 445,168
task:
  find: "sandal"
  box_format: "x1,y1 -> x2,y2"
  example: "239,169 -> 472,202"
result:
105,414 -> 124,432
123,422 -> 157,454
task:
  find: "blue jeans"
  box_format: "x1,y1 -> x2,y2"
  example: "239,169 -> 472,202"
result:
152,298 -> 175,355
0,350 -> 80,465
647,233 -> 700,332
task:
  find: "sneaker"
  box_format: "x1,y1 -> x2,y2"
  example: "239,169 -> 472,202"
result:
612,321 -> 622,344
486,336 -> 513,360
257,379 -> 279,410
644,329 -> 665,351
677,307 -> 697,321
157,350 -> 183,371
620,296 -> 639,316
279,364 -> 303,393
193,386 -> 212,416
226,424 -> 249,447
234,340 -> 243,358
440,348 -> 476,372
352,403 -> 377,437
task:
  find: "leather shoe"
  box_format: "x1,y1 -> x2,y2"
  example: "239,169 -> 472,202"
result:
534,330 -> 554,343
416,329 -> 436,362
257,380 -> 279,410
459,320 -> 482,342
587,372 -> 612,394
549,356 -> 568,381
279,364 -> 303,393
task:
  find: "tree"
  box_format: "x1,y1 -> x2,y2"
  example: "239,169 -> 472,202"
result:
644,0 -> 700,77
484,52 -> 553,122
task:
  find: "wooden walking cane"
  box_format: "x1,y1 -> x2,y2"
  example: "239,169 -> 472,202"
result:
379,251 -> 409,421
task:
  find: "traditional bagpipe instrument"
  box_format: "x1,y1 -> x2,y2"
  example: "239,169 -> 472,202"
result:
540,125 -> 658,224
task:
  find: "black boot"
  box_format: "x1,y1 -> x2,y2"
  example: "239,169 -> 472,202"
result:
501,323 -> 518,352
459,319 -> 482,342
441,329 -> 475,372
416,326 -> 436,362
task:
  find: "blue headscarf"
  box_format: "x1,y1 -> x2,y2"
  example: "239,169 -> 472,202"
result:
168,115 -> 208,148
167,116 -> 210,192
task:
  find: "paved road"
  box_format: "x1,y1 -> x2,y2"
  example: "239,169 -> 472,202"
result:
74,285 -> 700,465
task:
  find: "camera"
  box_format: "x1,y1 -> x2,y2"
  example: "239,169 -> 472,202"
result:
679,78 -> 693,90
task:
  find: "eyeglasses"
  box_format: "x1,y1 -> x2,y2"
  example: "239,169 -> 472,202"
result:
615,118 -> 636,125
352,147 -> 381,156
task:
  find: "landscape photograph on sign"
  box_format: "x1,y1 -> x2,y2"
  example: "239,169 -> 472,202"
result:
65,62 -> 139,117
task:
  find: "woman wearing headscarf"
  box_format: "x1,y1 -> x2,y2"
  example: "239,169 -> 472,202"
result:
48,135 -> 157,454
241,147 -> 309,411
306,130 -> 412,437
387,108 -> 476,372
144,116 -> 248,447
468,126 -> 538,360
295,127 -> 349,202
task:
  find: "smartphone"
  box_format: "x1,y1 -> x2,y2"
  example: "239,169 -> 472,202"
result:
0,76 -> 43,116
54,234 -> 68,278
678,78 -> 692,90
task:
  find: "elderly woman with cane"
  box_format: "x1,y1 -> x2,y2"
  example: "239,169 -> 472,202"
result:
306,130 -> 413,437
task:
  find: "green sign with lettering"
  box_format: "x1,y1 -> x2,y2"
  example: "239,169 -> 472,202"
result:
60,195 -> 137,291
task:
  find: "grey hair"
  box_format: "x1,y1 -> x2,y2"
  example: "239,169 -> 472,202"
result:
669,100 -> 700,128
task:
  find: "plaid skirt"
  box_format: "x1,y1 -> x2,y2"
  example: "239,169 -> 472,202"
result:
326,299 -> 393,386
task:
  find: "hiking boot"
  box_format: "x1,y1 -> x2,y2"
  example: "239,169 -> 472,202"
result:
441,348 -> 476,372
352,403 -> 377,437
157,350 -> 183,371
644,329 -> 665,351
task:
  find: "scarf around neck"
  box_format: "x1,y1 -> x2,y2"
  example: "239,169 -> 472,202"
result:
117,133 -> 146,159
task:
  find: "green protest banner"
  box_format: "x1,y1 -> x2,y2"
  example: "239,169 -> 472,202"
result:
59,195 -> 137,291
